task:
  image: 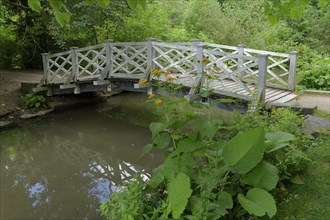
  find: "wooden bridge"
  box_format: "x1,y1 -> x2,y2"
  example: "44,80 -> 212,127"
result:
34,38 -> 298,105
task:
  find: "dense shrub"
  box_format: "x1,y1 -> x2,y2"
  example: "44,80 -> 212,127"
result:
298,56 -> 330,91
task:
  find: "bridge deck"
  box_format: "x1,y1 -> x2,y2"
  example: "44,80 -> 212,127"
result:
154,74 -> 297,104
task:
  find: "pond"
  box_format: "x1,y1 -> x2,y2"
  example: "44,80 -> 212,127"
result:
0,93 -> 163,219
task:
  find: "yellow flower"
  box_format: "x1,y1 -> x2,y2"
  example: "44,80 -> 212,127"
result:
155,99 -> 163,105
148,94 -> 156,99
151,69 -> 161,77
166,76 -> 176,82
164,70 -> 171,75
201,56 -> 210,64
140,79 -> 148,85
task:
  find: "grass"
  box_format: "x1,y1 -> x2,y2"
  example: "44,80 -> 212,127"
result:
275,136 -> 330,220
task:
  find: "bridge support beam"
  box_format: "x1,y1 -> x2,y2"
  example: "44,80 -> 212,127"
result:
257,54 -> 268,104
237,44 -> 245,80
288,51 -> 298,91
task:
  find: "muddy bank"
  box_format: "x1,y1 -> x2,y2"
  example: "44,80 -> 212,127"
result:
0,70 -> 124,130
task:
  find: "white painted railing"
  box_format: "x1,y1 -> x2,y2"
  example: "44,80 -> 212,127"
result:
36,39 -> 297,103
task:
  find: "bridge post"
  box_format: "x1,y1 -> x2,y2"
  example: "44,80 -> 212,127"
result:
288,51 -> 298,91
257,54 -> 268,104
145,38 -> 159,94
41,53 -> 49,84
187,40 -> 204,99
65,47 -> 79,84
237,44 -> 245,79
196,44 -> 204,81
104,39 -> 113,79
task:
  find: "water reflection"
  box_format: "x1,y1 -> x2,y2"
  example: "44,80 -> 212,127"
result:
0,104 -> 162,219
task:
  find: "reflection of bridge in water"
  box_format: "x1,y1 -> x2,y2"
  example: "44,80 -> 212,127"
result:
34,39 -> 298,106
53,135 -> 152,186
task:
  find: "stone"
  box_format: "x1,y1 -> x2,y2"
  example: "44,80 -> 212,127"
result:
0,121 -> 16,130
302,115 -> 330,136
19,108 -> 54,119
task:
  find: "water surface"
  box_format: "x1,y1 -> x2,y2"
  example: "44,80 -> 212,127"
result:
0,101 -> 162,219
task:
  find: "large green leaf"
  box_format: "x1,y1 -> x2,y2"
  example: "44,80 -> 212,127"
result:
167,172 -> 192,219
214,191 -> 233,216
54,11 -> 70,27
195,118 -> 222,140
319,0 -> 330,7
48,0 -> 64,11
241,161 -> 279,190
98,0 -> 111,8
189,196 -> 204,216
238,188 -> 277,218
149,122 -> 167,138
28,0 -> 42,12
153,133 -> 170,148
222,127 -> 265,174
265,131 -> 294,153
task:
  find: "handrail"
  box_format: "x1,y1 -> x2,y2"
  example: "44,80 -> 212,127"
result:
37,39 -> 297,102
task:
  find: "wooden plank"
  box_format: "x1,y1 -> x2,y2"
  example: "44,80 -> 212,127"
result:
93,80 -> 111,85
244,49 -> 289,58
266,91 -> 291,103
48,51 -> 71,59
60,84 -> 77,89
111,42 -> 147,46
265,88 -> 281,96
271,93 -> 298,104
205,49 -> 258,61
76,44 -> 104,52
265,90 -> 285,99
202,43 -> 238,51
112,73 -> 143,79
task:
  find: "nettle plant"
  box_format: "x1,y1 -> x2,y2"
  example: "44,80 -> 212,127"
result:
100,69 -> 299,220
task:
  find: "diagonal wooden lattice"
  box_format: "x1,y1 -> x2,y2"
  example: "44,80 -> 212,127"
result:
204,49 -> 259,96
203,43 -> 291,89
48,51 -> 72,84
111,44 -> 148,75
242,51 -> 290,89
76,45 -> 107,81
152,42 -> 197,77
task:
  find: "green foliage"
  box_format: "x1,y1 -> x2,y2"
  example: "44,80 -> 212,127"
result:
184,0 -> 244,45
100,72 -> 312,219
223,127 -> 264,174
0,25 -> 20,69
264,0 -> 330,23
23,93 -> 47,109
241,162 -> 279,191
238,188 -> 277,218
100,176 -> 145,220
166,172 -> 192,219
299,56 -> 330,90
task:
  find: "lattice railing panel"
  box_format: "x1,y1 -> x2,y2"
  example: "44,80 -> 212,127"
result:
152,42 -> 197,77
203,43 -> 291,89
111,43 -> 148,76
47,51 -> 72,84
243,50 -> 290,89
204,49 -> 259,96
76,45 -> 107,81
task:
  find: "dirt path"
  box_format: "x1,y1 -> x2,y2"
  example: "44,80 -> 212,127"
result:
286,92 -> 330,114
0,70 -> 43,116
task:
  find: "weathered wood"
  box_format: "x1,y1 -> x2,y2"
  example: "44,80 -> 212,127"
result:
64,47 -> 78,85
36,39 -> 297,106
288,51 -> 298,91
237,44 -> 244,79
257,54 -> 268,104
